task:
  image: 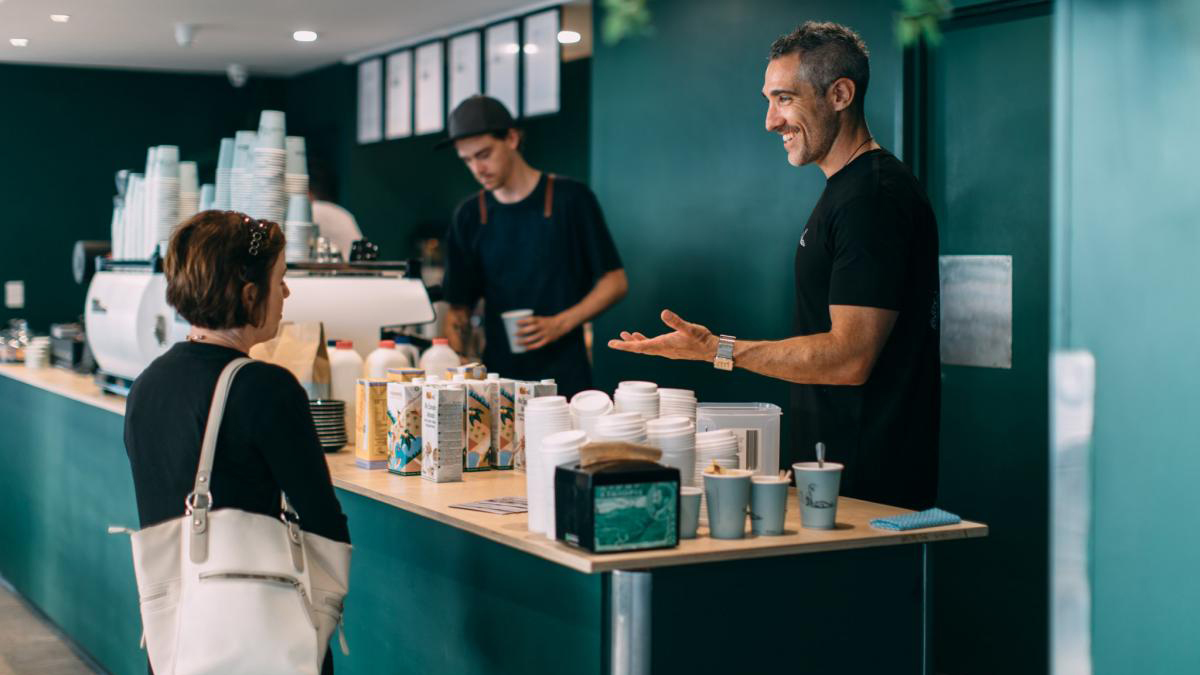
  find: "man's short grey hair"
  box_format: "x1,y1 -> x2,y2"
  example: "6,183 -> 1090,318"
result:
769,21 -> 871,111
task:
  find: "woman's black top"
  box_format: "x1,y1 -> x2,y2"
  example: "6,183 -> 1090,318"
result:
124,341 -> 350,544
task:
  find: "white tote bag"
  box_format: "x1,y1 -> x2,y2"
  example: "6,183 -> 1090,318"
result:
112,358 -> 352,675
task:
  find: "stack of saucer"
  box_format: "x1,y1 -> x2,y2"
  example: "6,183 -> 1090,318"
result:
252,111 -> 288,223
524,396 -> 572,535
213,137 -> 234,210
229,131 -> 257,215
658,388 -> 697,419
178,161 -> 199,219
694,429 -> 739,488
646,415 -> 695,486
614,381 -> 659,421
591,412 -> 648,443
569,390 -> 612,438
309,400 -> 347,452
285,136 -> 309,196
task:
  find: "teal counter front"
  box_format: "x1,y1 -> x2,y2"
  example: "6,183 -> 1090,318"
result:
0,365 -> 986,675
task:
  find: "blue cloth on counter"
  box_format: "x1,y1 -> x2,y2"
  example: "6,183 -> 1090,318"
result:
870,508 -> 961,531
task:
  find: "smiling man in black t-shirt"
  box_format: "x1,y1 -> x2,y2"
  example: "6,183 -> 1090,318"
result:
442,96 -> 628,397
609,22 -> 940,510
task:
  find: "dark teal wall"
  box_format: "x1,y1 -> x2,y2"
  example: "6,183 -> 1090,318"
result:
1055,1 -> 1200,671
287,58 -> 592,261
0,63 -> 287,333
589,0 -> 901,465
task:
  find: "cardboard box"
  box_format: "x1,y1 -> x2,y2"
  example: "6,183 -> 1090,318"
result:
355,379 -> 390,469
490,378 -> 516,469
514,379 -> 558,471
386,381 -> 423,475
464,379 -> 493,471
421,383 -> 464,483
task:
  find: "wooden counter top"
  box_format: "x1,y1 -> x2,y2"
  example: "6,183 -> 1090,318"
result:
0,364 -> 988,574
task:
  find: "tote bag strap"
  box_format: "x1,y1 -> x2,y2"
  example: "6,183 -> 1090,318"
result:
186,357 -> 254,563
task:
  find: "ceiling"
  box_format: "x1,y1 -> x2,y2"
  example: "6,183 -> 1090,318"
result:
0,0 -> 589,77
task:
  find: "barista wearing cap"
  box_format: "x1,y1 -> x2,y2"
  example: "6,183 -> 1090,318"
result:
608,22 -> 940,511
441,95 -> 628,398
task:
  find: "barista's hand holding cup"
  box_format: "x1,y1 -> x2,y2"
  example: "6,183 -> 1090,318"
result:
792,461 -> 844,530
502,309 -> 534,354
702,465 -> 753,539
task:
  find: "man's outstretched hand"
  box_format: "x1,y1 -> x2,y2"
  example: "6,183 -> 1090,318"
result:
607,310 -> 718,362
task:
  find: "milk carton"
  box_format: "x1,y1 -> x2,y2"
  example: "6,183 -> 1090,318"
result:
489,376 -> 517,469
386,376 -> 423,476
514,379 -> 557,472
355,379 -> 390,469
421,382 -> 464,483
464,379 -> 494,471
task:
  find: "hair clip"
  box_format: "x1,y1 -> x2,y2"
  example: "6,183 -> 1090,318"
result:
244,215 -> 268,256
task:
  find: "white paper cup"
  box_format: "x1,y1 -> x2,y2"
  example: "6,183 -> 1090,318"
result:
792,462 -> 843,530
502,309 -> 534,354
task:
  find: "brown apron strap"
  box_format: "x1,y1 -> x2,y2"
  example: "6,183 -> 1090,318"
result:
478,190 -> 488,225
543,174 -> 556,219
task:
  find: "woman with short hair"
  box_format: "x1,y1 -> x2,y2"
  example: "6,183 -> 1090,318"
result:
124,210 -> 349,674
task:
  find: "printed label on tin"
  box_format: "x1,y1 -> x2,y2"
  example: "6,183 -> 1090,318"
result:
593,482 -> 678,552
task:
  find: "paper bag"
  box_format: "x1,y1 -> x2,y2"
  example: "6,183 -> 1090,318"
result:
250,321 -> 331,399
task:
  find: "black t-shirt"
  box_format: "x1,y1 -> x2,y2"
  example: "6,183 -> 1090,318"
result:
124,341 -> 350,543
443,174 -> 623,397
792,149 -> 940,510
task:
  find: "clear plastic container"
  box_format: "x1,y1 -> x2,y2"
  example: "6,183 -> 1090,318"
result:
696,403 -> 782,475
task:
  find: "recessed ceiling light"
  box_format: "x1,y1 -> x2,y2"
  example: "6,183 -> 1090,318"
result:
523,44 -> 539,55
10,38 -> 29,47
557,30 -> 581,44
293,30 -> 318,43
50,14 -> 70,23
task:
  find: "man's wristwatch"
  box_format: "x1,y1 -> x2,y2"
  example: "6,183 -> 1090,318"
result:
713,335 -> 736,371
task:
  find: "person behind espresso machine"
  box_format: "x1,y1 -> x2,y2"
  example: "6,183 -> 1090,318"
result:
440,95 -> 628,398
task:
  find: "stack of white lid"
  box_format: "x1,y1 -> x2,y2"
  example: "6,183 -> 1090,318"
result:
694,429 -> 739,488
523,396 -> 572,535
590,412 -> 648,443
252,110 -> 287,223
646,415 -> 696,486
613,381 -> 660,420
569,390 -> 613,438
658,388 -> 697,419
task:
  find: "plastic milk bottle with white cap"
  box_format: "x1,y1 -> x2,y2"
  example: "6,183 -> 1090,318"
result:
420,338 -> 461,376
365,339 -> 410,378
329,340 -> 363,435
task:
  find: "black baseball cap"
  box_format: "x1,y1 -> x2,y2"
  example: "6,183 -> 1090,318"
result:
436,95 -> 516,149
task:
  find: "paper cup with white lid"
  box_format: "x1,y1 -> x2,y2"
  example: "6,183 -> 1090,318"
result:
502,309 -> 534,354
792,461 -> 843,530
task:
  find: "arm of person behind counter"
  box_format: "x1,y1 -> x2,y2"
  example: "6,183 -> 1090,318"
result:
607,305 -> 895,386
517,269 -> 628,350
443,305 -> 472,356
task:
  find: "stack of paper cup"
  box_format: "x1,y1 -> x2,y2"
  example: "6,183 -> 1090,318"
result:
614,381 -> 660,420
199,184 -> 215,212
591,412 -> 648,443
253,111 -> 288,222
284,194 -> 317,263
523,396 -> 571,535
569,390 -> 613,438
284,136 -> 309,196
149,145 -> 180,254
230,131 -> 257,215
694,430 -> 739,488
213,137 -> 234,210
540,429 -> 587,538
646,416 -> 696,486
178,161 -> 199,218
24,337 -> 50,369
658,388 -> 697,419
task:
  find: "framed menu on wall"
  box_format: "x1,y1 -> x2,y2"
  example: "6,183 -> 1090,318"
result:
357,57 -> 383,144
485,21 -> 519,117
415,42 -> 445,135
449,32 -> 481,113
385,50 -> 413,139
522,9 -> 560,116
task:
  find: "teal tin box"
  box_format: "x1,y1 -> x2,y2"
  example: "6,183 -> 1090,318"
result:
554,460 -> 680,553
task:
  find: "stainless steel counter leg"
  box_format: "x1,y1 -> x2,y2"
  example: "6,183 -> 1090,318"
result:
611,569 -> 651,675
